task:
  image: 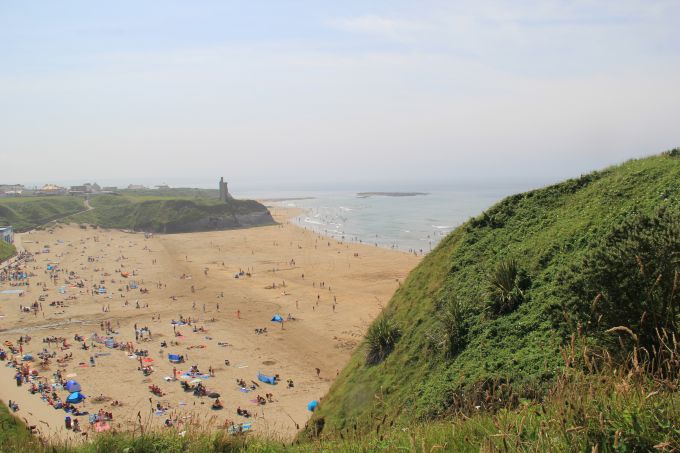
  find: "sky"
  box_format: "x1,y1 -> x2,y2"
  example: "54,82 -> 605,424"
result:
1,1 -> 679,190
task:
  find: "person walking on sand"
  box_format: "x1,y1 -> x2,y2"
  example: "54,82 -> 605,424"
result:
316,367 -> 321,378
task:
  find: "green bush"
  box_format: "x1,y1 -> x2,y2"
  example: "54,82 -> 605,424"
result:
430,296 -> 470,358
663,147 -> 680,157
366,316 -> 401,365
564,208 -> 680,354
485,258 -> 530,317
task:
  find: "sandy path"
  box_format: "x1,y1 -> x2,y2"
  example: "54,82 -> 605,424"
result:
0,207 -> 419,442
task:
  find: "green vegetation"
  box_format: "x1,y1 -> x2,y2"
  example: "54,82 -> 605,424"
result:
485,258 -> 530,317
70,194 -> 272,233
303,151 -> 680,438
365,316 -> 401,365
0,241 -> 16,261
0,190 -> 273,234
119,187 -> 220,199
428,295 -> 470,358
0,197 -> 86,231
0,401 -> 40,452
562,207 -> 680,354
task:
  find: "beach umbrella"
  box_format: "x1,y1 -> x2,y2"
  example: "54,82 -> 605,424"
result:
208,392 -> 220,398
307,400 -> 319,412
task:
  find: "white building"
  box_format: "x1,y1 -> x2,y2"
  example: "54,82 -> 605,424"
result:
0,226 -> 14,244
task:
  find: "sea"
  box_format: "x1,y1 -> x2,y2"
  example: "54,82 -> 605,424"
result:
238,182 -> 545,254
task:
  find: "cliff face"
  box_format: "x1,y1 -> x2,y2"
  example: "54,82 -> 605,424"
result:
159,209 -> 275,233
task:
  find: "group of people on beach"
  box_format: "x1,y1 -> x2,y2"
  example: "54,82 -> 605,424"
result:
0,221 -> 367,441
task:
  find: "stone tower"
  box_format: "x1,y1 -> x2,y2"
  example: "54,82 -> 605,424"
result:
219,177 -> 231,201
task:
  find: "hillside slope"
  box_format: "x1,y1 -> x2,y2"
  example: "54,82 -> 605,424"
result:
303,151 -> 680,437
0,197 -> 86,231
70,194 -> 274,233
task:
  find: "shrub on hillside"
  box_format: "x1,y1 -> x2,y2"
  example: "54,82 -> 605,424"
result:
429,296 -> 470,358
485,258 -> 531,317
563,208 -> 680,354
366,316 -> 401,365
663,147 -> 680,158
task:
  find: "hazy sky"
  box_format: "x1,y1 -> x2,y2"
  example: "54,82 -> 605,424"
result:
1,1 -> 679,189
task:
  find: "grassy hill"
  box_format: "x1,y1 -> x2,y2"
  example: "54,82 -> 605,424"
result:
0,197 -> 86,231
70,194 -> 274,233
302,150 -> 680,440
0,191 -> 274,234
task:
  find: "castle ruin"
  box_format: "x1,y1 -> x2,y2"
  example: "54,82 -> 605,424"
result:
218,177 -> 231,201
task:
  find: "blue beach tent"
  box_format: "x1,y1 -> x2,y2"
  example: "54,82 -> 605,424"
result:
65,380 -> 81,392
257,373 -> 277,385
66,392 -> 85,404
271,314 -> 283,323
307,400 -> 319,412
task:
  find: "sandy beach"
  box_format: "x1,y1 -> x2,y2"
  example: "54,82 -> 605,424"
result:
0,207 -> 419,443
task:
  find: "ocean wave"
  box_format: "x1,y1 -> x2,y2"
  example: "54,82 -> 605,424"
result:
432,225 -> 453,229
304,218 -> 325,226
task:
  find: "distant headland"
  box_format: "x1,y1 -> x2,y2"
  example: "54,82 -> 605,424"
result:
0,178 -> 275,233
356,192 -> 429,198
